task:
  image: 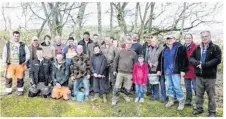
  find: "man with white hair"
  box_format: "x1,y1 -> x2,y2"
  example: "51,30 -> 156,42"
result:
70,45 -> 91,101
190,31 -> 222,117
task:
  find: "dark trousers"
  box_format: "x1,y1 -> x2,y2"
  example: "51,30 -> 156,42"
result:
196,77 -> 216,113
184,78 -> 196,103
93,77 -> 107,94
6,78 -> 24,88
159,76 -> 166,101
105,66 -> 115,92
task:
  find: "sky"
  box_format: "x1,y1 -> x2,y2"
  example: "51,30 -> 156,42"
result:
0,2 -> 223,35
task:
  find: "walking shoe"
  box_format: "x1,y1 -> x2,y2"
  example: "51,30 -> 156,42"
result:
165,97 -> 174,107
177,100 -> 185,111
192,109 -> 204,115
103,94 -> 107,103
112,100 -> 117,106
135,98 -> 139,103
123,95 -> 130,102
208,113 -> 216,117
91,93 -> 99,102
139,98 -> 144,103
17,91 -> 23,96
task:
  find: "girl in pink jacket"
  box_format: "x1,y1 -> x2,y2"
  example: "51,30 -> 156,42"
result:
132,55 -> 148,103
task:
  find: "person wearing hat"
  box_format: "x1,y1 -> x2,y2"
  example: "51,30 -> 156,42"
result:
28,47 -> 52,98
143,35 -> 164,101
132,54 -> 148,103
63,37 -> 77,65
77,31 -> 94,58
28,36 -> 41,68
51,52 -> 71,100
157,35 -> 188,111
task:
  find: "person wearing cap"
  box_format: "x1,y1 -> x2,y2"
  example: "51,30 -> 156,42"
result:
182,33 -> 197,106
54,36 -> 66,56
101,36 -> 119,93
62,37 -> 77,65
28,36 -> 41,68
28,47 -> 52,98
90,45 -> 108,103
112,38 -> 137,106
77,31 -> 94,58
70,45 -> 91,101
40,35 -> 55,61
143,35 -> 164,101
51,52 -> 71,100
2,31 -> 30,96
157,35 -> 188,111
132,54 -> 148,103
190,31 -> 222,117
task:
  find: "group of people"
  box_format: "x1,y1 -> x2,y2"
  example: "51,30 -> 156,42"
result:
2,30 -> 222,117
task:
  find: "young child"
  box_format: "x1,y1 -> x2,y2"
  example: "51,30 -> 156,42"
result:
132,55 -> 148,103
90,45 -> 108,103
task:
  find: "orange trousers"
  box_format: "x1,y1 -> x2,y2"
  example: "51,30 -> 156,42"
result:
51,86 -> 71,100
6,64 -> 25,79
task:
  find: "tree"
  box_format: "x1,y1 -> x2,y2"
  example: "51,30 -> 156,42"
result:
97,2 -> 102,42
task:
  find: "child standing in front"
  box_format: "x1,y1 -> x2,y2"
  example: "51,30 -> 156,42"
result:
132,55 -> 148,103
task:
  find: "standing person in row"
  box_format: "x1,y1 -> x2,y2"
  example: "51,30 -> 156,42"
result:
183,33 -> 197,106
90,45 -> 108,103
101,36 -> 119,92
28,48 -> 52,98
70,45 -> 91,101
2,31 -> 30,96
51,52 -> 71,100
54,36 -> 66,55
143,35 -> 164,101
112,38 -> 137,106
157,35 -> 188,111
28,36 -> 40,68
131,33 -> 143,55
132,55 -> 148,103
40,35 -> 55,61
190,31 -> 222,117
63,37 -> 77,65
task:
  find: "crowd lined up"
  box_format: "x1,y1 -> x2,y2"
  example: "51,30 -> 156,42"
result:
2,30 -> 222,117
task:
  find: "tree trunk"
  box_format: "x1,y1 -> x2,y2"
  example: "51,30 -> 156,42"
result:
178,2 -> 186,42
148,2 -> 155,33
97,2 -> 102,42
110,2 -> 113,33
134,2 -> 139,33
2,3 -> 7,31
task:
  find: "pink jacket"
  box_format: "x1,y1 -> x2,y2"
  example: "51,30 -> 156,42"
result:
132,62 -> 148,85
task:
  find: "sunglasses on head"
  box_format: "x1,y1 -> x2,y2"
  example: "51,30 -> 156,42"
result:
166,37 -> 173,40
33,39 -> 38,41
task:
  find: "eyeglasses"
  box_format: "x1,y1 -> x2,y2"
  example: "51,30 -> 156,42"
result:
166,37 -> 173,40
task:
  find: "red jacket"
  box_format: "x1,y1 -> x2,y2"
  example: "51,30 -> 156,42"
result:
132,62 -> 148,85
185,42 -> 197,79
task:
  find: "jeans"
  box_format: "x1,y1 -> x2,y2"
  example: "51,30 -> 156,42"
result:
165,74 -> 184,101
135,84 -> 145,98
73,77 -> 89,97
159,76 -> 166,101
151,84 -> 159,99
184,78 -> 196,102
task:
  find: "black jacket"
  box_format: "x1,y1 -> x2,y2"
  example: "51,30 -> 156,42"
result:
6,41 -> 26,64
90,52 -> 107,75
189,41 -> 221,79
78,38 -> 94,56
51,61 -> 69,86
157,42 -> 188,75
29,58 -> 52,86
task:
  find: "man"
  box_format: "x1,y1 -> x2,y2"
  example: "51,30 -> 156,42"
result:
2,31 -> 30,95
143,35 -> 164,101
40,35 -> 55,61
63,37 -> 77,65
190,31 -> 221,117
93,34 -> 100,45
28,48 -> 52,98
51,52 -> 71,100
101,36 -> 119,92
183,33 -> 197,106
78,31 -> 94,58
157,35 -> 188,111
54,36 -> 66,55
70,45 -> 91,101
131,33 -> 143,55
112,38 -> 137,106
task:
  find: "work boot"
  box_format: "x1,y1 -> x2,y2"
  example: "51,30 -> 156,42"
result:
112,96 -> 118,106
165,97 -> 174,107
91,93 -> 99,102
103,94 -> 107,103
185,91 -> 192,106
177,100 -> 185,111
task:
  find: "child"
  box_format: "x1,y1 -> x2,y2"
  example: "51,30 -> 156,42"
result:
90,45 -> 108,103
132,55 -> 148,102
